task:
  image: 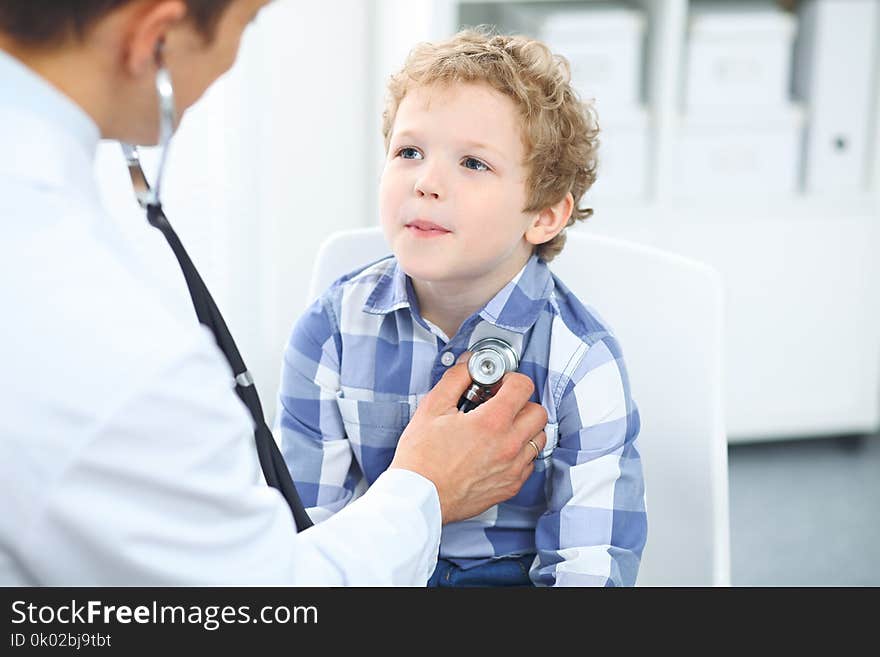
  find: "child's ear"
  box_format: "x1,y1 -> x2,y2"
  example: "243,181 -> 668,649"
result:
525,193 -> 574,246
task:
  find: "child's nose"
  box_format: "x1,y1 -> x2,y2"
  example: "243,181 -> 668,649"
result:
414,166 -> 443,200
415,185 -> 440,200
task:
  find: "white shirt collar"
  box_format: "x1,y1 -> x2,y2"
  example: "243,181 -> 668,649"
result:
0,48 -> 102,201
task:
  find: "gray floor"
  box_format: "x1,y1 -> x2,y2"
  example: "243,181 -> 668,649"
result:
728,432 -> 880,586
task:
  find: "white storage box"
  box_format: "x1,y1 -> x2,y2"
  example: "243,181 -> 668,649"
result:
685,3 -> 797,110
673,105 -> 805,196
501,4 -> 646,108
589,106 -> 650,202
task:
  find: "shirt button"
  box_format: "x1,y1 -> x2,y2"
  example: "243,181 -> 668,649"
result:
440,351 -> 456,367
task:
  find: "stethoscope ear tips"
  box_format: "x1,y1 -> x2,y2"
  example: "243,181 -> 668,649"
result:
118,48 -> 178,210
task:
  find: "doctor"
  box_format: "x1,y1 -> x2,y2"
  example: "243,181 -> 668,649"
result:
0,0 -> 547,585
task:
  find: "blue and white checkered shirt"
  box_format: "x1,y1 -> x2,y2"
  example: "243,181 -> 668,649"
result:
277,253 -> 647,586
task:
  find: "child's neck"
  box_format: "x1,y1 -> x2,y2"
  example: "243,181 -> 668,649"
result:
411,253 -> 532,341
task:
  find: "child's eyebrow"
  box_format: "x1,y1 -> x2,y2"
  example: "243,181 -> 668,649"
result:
461,139 -> 504,158
390,130 -> 420,143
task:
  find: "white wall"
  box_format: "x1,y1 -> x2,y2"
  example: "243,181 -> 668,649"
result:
245,0 -> 373,422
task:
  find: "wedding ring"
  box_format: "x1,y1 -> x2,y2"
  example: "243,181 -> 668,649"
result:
527,439 -> 540,461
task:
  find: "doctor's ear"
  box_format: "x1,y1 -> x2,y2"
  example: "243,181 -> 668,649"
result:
122,1 -> 188,78
524,192 -> 574,247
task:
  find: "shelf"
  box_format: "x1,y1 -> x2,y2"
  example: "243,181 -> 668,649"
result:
441,0 -> 880,206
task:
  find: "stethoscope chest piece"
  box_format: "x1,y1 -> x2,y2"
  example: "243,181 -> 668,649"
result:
459,337 -> 520,412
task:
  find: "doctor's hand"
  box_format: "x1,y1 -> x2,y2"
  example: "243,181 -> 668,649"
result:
389,361 -> 548,524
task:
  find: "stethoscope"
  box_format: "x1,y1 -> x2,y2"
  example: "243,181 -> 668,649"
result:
117,44 -> 314,530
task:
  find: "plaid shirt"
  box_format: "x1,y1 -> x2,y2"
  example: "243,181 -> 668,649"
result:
276,254 -> 647,586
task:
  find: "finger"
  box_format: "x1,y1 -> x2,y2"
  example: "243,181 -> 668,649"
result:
511,401 -> 548,441
518,459 -> 536,485
418,361 -> 472,414
456,350 -> 472,365
476,372 -> 534,420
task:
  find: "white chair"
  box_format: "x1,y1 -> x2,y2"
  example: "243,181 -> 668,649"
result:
308,226 -> 731,586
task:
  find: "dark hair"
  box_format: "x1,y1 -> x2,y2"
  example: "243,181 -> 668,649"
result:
0,0 -> 236,46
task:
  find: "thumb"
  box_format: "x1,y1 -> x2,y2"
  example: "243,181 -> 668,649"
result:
420,360 -> 472,414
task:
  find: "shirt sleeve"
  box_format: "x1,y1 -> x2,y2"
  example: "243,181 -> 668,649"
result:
532,334 -> 647,587
275,296 -> 365,524
17,329 -> 441,586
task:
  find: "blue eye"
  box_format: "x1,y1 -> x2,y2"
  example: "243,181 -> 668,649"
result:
398,147 -> 423,160
462,157 -> 489,172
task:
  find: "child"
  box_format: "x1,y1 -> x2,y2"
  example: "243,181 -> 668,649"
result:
276,29 -> 646,586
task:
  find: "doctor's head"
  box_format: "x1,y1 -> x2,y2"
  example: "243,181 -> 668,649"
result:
379,29 -> 599,290
0,0 -> 271,144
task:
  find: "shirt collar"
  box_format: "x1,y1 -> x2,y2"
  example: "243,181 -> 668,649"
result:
364,254 -> 554,335
0,49 -> 101,197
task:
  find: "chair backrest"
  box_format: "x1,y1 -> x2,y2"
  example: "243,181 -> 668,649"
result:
309,226 -> 731,586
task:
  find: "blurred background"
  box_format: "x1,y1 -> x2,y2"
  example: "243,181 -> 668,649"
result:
93,0 -> 880,585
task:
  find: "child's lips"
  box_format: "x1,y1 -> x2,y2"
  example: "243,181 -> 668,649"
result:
404,219 -> 452,237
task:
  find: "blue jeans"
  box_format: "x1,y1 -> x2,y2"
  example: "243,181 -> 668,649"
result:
427,554 -> 535,587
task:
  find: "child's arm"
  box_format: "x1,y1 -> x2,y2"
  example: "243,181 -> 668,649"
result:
275,296 -> 364,524
532,334 -> 647,586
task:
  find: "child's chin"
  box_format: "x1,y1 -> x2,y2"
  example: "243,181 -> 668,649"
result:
396,254 -> 451,283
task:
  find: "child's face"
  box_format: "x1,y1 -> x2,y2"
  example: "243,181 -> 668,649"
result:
380,82 -> 537,288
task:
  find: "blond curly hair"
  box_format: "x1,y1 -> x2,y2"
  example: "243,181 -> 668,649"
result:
382,27 -> 599,262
